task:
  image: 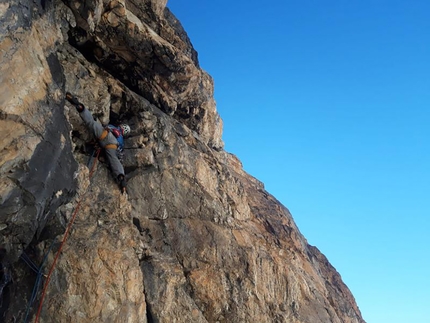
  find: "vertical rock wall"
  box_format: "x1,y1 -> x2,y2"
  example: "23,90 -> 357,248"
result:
0,0 -> 78,263
0,0 -> 365,322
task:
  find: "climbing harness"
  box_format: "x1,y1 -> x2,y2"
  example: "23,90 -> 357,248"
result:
99,126 -> 121,142
105,143 -> 118,150
33,148 -> 101,323
97,127 -> 120,151
98,128 -> 109,141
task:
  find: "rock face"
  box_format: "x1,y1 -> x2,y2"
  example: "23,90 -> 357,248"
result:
0,1 -> 365,322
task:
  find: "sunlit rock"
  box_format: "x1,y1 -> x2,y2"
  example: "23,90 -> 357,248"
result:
0,1 -> 365,322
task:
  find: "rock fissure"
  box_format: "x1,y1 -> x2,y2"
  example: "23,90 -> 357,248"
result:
0,111 -> 44,140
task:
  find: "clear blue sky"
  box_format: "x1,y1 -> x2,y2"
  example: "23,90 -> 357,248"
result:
167,1 -> 430,322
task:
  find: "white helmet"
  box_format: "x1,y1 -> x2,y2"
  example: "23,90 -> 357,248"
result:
120,124 -> 131,136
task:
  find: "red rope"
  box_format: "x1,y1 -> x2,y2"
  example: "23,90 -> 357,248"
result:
34,149 -> 101,323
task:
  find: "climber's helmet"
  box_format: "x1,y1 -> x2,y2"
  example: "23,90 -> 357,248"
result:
120,124 -> 131,137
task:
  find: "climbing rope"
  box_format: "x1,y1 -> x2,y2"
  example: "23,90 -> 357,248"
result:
20,253 -> 40,274
34,148 -> 101,323
0,263 -> 11,302
21,241 -> 55,323
87,143 -> 101,169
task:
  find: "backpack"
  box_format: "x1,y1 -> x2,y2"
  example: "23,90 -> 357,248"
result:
106,125 -> 124,150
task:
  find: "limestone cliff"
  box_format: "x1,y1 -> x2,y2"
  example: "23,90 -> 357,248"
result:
0,0 -> 365,322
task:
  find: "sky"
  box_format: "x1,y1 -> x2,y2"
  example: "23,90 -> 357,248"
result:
167,1 -> 430,322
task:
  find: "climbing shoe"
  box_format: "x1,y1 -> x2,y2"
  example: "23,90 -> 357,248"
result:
65,92 -> 85,112
118,174 -> 127,194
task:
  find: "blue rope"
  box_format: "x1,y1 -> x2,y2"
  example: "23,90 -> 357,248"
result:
0,265 -> 11,301
22,241 -> 56,323
20,253 -> 40,274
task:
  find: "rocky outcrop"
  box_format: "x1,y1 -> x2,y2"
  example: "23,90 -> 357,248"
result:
0,0 -> 365,322
65,0 -> 222,150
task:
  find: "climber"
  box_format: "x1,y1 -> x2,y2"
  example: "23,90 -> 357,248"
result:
65,92 -> 129,193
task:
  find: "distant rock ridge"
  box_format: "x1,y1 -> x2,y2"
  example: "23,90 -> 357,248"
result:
0,0 -> 366,322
